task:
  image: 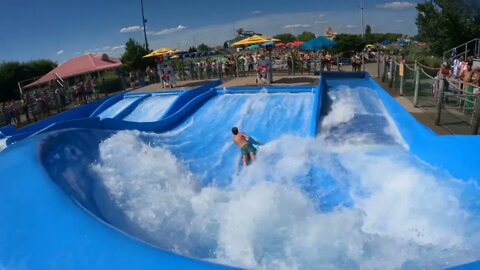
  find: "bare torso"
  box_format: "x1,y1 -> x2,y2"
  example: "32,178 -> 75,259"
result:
233,133 -> 248,148
461,70 -> 474,83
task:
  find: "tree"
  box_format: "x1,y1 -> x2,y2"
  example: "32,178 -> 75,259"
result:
197,43 -> 210,52
121,38 -> 153,71
365,25 -> 372,36
333,34 -> 365,56
416,0 -> 480,56
364,24 -> 373,44
273,33 -> 297,43
188,46 -> 197,53
0,59 -> 57,101
296,31 -> 316,42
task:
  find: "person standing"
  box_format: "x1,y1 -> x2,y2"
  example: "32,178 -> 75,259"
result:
460,63 -> 475,110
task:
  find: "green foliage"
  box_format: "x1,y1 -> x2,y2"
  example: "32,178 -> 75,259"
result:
405,46 -> 443,68
100,70 -> 123,94
197,43 -> 210,52
121,38 -> 154,71
332,32 -> 403,57
188,46 -> 197,53
0,59 -> 57,102
333,34 -> 365,56
296,31 -> 316,42
416,0 -> 480,56
273,33 -> 297,43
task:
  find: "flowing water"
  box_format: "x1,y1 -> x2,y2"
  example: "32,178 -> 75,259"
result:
98,97 -> 141,119
72,88 -> 480,269
123,95 -> 178,122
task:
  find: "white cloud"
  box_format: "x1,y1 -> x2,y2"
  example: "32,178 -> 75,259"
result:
111,45 -> 126,51
283,24 -> 311,29
145,10 -> 418,51
395,19 -> 404,23
251,10 -> 261,15
120,26 -> 143,33
376,1 -> 416,9
147,25 -> 187,36
315,14 -> 325,18
346,25 -> 358,29
57,50 -> 64,55
314,20 -> 330,24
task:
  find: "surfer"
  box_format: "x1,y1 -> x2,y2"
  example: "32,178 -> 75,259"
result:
231,127 -> 260,167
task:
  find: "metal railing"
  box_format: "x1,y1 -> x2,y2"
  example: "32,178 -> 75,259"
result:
378,56 -> 480,134
443,38 -> 480,62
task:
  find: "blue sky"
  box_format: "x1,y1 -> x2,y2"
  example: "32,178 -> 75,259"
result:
0,0 -> 423,63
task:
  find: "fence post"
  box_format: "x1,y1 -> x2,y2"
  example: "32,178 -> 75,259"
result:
472,95 -> 480,135
292,57 -> 296,75
382,56 -> 388,82
218,63 -> 223,80
399,64 -> 405,96
235,57 -> 239,77
435,78 -> 445,125
377,53 -> 380,78
389,60 -> 395,88
413,61 -> 420,107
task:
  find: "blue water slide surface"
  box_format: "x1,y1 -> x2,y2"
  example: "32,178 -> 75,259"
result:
1,74 -> 480,269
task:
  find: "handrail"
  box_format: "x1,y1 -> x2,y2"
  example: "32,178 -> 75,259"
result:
417,62 -> 440,71
405,64 -> 415,71
420,69 -> 435,79
443,38 -> 480,60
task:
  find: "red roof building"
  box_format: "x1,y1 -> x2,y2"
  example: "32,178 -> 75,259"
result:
25,53 -> 122,88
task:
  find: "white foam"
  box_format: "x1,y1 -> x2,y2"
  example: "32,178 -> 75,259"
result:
0,138 -> 7,152
124,95 -> 177,122
320,95 -> 356,130
90,131 -> 480,269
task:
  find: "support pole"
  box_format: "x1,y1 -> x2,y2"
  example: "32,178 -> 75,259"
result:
471,95 -> 480,135
413,61 -> 420,107
382,56 -> 387,82
388,59 -> 394,88
377,53 -> 380,78
399,68 -> 405,96
435,78 -> 445,125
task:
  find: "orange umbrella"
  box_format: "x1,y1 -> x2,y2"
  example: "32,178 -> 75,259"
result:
275,42 -> 286,47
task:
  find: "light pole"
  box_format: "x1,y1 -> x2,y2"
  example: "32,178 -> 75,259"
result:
360,0 -> 365,38
141,0 -> 149,51
360,0 -> 365,71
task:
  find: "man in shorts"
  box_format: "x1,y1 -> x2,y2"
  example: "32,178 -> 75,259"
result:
231,127 -> 260,167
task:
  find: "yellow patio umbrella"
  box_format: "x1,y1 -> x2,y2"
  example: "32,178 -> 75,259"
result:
143,47 -> 177,58
170,55 -> 180,59
231,35 -> 279,46
366,44 -> 375,48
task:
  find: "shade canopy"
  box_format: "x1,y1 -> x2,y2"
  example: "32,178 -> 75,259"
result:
25,54 -> 122,89
231,35 -> 279,46
300,36 -> 337,50
246,44 -> 260,50
275,42 -> 286,47
287,40 -> 304,47
143,48 -> 177,58
262,41 -> 275,46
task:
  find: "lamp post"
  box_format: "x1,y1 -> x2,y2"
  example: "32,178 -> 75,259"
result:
360,0 -> 365,39
141,0 -> 149,51
360,0 -> 365,71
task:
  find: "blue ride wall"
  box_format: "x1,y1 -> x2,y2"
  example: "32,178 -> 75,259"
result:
0,76 -> 479,269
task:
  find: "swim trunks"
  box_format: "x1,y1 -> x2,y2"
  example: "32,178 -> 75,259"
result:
241,143 -> 256,156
